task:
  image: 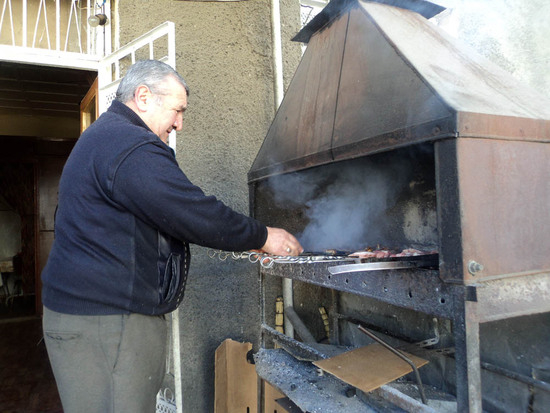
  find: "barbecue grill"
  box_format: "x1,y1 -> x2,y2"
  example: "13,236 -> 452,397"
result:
246,0 -> 550,411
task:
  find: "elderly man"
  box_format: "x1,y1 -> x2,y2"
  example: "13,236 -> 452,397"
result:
41,60 -> 302,413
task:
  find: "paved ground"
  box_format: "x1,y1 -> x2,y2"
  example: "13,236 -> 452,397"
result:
0,315 -> 62,413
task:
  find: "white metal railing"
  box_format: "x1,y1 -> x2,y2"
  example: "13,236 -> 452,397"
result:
300,0 -> 327,27
98,21 -> 175,115
0,0 -> 110,58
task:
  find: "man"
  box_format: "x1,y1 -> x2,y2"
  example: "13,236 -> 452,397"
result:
41,60 -> 302,413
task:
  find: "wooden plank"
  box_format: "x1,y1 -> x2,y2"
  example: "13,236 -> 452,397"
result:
313,343 -> 428,393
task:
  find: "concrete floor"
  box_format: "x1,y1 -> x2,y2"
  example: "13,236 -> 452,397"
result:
0,298 -> 62,413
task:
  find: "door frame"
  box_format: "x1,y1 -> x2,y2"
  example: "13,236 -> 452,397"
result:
80,77 -> 99,133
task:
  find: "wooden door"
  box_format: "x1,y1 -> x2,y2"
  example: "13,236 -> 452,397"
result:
80,77 -> 99,133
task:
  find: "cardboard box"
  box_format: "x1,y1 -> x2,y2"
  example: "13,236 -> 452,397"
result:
215,339 -> 258,413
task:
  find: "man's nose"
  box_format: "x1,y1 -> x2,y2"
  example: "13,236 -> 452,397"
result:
174,114 -> 183,131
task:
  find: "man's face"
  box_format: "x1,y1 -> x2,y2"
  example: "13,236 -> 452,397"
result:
147,76 -> 188,143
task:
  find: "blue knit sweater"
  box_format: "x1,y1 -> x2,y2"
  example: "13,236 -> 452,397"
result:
41,100 -> 267,315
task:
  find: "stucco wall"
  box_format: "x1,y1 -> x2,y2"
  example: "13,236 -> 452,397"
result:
116,0 -> 301,411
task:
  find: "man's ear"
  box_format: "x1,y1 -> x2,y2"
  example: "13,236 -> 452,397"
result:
133,85 -> 153,112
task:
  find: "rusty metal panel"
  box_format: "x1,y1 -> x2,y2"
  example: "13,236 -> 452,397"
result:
458,112 -> 550,142
475,272 -> 550,323
332,5 -> 454,160
457,138 -> 550,283
248,12 -> 349,182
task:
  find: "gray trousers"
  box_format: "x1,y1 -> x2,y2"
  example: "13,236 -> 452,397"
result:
43,306 -> 167,413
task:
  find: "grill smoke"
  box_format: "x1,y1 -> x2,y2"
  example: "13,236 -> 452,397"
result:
267,157 -> 412,252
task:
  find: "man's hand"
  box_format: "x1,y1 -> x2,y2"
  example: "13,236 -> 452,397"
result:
260,227 -> 304,256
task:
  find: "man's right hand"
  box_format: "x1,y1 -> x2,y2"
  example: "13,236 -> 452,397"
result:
259,227 -> 304,256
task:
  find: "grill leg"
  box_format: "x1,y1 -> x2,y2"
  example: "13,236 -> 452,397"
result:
329,289 -> 339,345
454,300 -> 482,412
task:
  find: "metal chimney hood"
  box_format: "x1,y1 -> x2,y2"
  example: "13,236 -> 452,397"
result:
249,0 -> 550,182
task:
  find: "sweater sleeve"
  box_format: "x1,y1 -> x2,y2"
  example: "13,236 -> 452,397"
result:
110,142 -> 268,251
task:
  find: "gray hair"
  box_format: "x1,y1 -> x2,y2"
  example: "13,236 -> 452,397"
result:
115,60 -> 189,103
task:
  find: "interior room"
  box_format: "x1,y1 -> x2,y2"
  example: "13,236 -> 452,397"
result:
0,61 -> 95,412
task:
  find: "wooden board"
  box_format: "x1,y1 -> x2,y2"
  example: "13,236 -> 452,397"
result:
313,343 -> 428,393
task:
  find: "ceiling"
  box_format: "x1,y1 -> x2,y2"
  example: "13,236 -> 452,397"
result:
0,61 -> 96,140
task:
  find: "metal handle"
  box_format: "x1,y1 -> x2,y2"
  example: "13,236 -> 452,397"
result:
357,324 -> 428,405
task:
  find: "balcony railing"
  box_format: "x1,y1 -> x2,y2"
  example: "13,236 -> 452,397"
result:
0,0 -> 111,68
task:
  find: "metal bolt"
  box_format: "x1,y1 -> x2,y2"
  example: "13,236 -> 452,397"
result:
468,260 -> 484,275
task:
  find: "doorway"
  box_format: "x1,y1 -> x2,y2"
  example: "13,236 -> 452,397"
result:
0,61 -> 95,315
0,61 -> 95,412
0,160 -> 36,318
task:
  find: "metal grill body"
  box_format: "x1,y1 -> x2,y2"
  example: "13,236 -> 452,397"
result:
248,1 -> 550,411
